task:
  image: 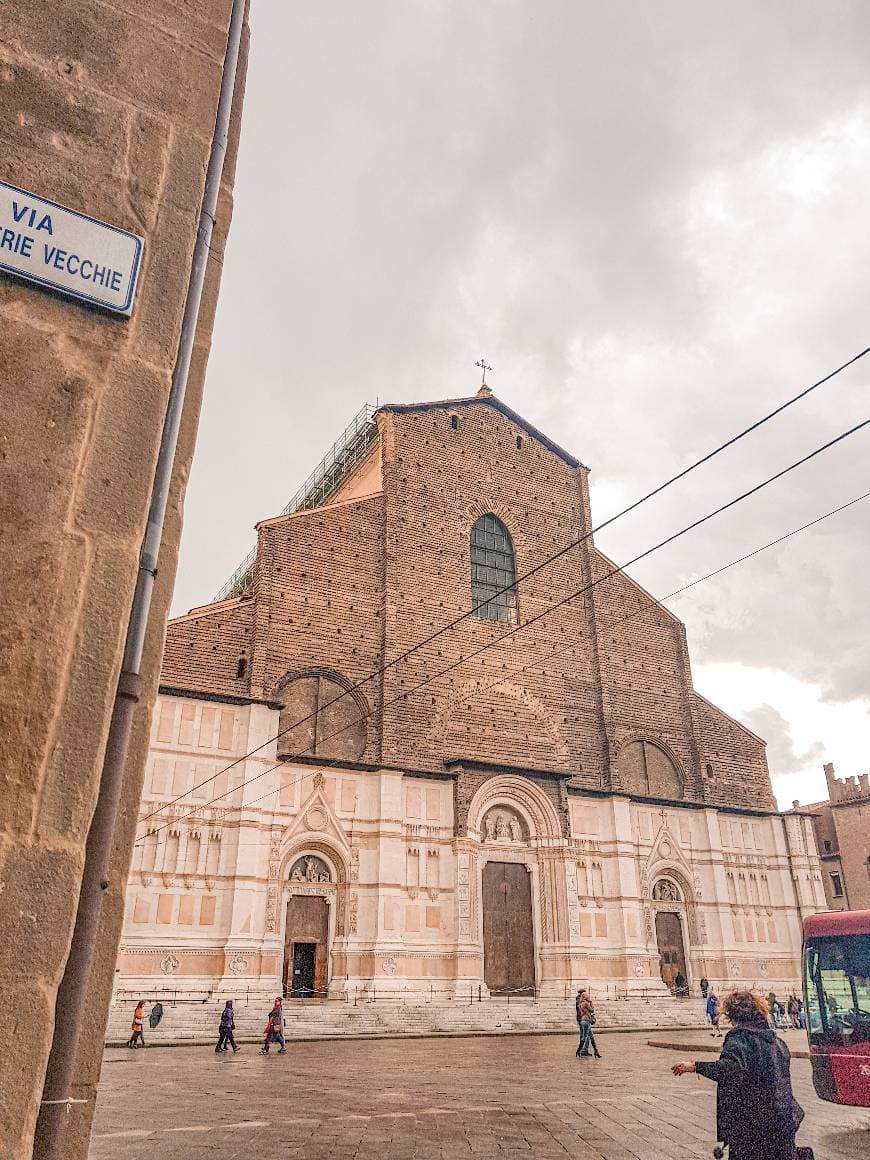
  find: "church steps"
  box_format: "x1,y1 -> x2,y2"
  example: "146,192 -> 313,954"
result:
105,995 -> 707,1046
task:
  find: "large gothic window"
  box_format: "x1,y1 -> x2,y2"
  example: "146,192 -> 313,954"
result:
470,514 -> 517,623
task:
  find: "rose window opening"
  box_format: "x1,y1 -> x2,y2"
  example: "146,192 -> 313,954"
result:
289,855 -> 332,883
481,807 -> 527,844
652,878 -> 681,903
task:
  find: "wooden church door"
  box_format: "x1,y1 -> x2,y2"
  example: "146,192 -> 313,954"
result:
482,861 -> 535,993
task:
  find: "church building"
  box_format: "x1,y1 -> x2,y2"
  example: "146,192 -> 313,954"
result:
117,388 -> 825,1018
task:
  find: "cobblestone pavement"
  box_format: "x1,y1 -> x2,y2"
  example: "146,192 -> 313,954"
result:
89,1031 -> 869,1159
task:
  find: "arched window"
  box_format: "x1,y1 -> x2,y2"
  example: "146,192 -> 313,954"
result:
470,513 -> 517,623
276,671 -> 367,762
618,739 -> 683,800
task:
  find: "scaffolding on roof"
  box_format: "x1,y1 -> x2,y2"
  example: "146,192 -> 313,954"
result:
211,402 -> 378,603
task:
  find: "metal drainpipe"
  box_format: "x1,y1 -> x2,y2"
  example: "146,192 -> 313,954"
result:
33,3 -> 247,1156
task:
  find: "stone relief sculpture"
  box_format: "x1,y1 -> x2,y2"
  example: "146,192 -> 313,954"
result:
481,807 -> 525,844
652,878 -> 680,903
289,855 -> 331,883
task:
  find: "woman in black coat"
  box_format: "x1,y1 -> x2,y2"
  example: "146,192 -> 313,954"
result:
672,990 -> 803,1160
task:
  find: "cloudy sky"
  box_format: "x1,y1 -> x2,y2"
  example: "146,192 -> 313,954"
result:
175,0 -> 870,808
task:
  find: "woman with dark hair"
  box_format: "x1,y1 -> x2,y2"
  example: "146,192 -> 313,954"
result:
672,991 -> 805,1160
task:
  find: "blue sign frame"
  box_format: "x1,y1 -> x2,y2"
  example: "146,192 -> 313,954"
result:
0,180 -> 144,315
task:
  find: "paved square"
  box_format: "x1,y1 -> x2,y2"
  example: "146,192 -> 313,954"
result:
89,1031 -> 869,1159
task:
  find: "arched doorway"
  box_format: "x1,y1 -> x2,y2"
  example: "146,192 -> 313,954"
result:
652,878 -> 688,990
283,855 -> 333,998
480,805 -> 535,994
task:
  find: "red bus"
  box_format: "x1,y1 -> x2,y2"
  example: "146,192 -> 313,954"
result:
802,909 -> 870,1106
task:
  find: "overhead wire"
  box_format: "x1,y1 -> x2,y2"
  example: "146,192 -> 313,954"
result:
171,483 -> 870,845
140,344 -> 870,823
135,418 -> 869,843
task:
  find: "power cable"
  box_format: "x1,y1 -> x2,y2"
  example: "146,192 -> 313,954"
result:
174,483 -> 870,840
136,419 -> 868,842
141,345 -> 870,823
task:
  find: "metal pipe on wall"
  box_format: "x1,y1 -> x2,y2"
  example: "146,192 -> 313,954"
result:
32,3 -> 247,1156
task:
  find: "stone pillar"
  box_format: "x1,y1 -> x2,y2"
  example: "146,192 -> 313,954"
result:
0,4 -> 249,1157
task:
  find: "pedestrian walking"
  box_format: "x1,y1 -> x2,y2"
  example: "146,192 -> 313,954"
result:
260,997 -> 286,1055
127,1000 -> 146,1049
788,994 -> 805,1030
216,1000 -> 239,1053
574,988 -> 601,1058
700,976 -> 710,999
706,991 -> 722,1036
766,991 -> 778,1026
671,991 -> 808,1160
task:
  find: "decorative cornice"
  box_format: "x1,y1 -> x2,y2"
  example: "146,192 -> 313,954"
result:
159,685 -> 283,710
444,758 -> 573,781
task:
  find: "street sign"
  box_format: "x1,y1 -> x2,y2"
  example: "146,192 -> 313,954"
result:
0,180 -> 143,315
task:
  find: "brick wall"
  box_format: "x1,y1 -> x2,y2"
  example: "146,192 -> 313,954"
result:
249,493 -> 386,754
591,554 -> 702,797
162,393 -> 777,811
162,598 -> 255,697
694,694 -> 774,809
834,800 -> 870,910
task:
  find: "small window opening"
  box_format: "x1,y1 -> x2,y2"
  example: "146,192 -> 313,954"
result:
823,839 -> 832,853
450,414 -> 459,430
236,655 -> 247,679
705,763 -> 713,777
830,872 -> 843,897
516,435 -> 523,449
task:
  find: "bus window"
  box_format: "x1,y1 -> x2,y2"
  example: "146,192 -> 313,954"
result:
804,933 -> 870,1048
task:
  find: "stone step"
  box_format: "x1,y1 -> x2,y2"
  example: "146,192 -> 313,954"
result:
106,995 -> 707,1045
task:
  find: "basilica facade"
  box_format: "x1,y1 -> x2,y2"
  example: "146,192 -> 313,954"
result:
117,389 -> 825,1006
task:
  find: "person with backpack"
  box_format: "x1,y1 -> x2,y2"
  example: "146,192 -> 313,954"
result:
671,991 -> 808,1160
216,1000 -> 239,1053
127,1000 -> 146,1049
574,988 -> 601,1058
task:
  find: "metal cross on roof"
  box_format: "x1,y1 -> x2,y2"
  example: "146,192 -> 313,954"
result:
475,357 -> 492,386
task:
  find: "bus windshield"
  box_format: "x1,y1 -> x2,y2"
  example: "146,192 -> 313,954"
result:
804,933 -> 870,1049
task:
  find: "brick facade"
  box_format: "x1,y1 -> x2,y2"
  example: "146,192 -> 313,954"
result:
161,390 -> 773,809
115,390 -> 822,1023
796,762 -> 870,911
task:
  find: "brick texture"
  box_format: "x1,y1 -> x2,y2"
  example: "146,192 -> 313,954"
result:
165,393 -> 775,813
799,761 -> 870,910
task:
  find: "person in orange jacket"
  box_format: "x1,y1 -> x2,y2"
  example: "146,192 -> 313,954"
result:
127,1000 -> 146,1049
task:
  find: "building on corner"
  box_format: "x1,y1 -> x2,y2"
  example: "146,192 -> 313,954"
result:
790,762 -> 870,912
115,387 -> 826,1021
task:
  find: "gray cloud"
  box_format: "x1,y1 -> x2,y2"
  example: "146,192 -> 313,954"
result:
175,0 -> 870,711
741,704 -> 825,779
